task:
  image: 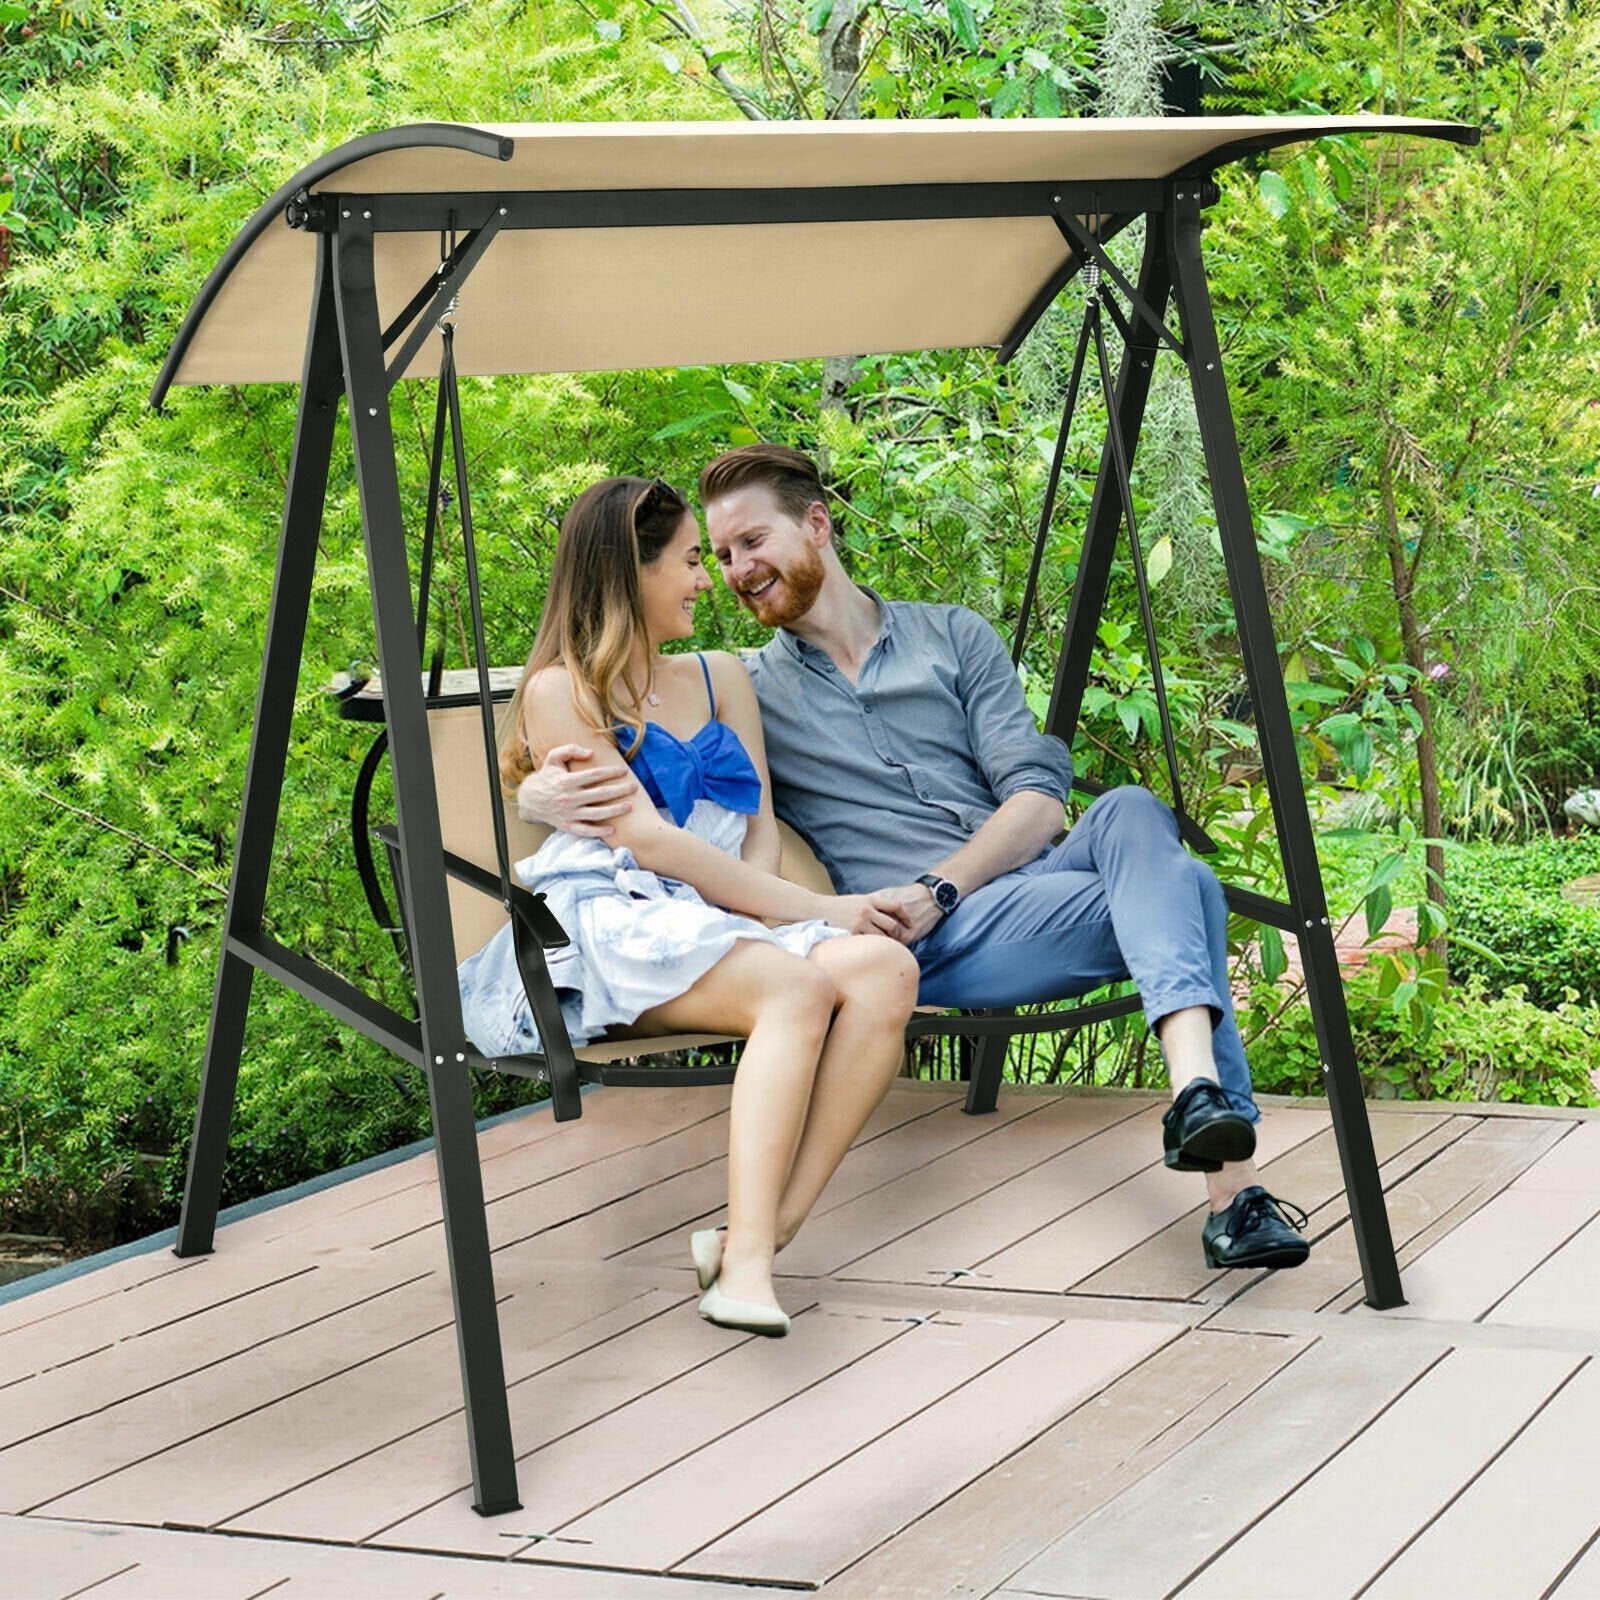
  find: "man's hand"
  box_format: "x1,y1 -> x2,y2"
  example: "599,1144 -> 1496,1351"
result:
873,883 -> 947,947
819,890 -> 907,938
516,743 -> 639,838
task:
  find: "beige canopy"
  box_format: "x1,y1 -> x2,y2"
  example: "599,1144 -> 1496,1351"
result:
157,115 -> 1475,396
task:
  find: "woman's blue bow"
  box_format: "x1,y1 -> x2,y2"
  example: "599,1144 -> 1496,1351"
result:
630,721 -> 763,826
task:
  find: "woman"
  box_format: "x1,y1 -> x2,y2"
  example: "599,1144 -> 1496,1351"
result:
458,476 -> 919,1337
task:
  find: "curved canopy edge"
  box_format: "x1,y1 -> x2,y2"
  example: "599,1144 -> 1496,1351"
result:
151,123 -> 512,407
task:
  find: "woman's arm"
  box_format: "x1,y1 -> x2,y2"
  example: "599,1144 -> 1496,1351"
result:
706,650 -> 781,875
521,669 -> 895,933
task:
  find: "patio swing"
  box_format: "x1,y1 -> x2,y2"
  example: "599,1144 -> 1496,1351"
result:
151,114 -> 1478,1517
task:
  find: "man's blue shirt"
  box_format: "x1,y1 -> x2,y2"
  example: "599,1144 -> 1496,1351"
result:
744,589 -> 1073,892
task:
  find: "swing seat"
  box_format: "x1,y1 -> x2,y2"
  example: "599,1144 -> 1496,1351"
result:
376,696 -> 1148,1120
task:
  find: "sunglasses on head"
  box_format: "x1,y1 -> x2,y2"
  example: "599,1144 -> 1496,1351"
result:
635,477 -> 680,525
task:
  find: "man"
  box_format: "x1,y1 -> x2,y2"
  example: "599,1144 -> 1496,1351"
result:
521,444 -> 1309,1269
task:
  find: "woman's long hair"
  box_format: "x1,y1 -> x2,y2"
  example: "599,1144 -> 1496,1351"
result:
498,476 -> 689,792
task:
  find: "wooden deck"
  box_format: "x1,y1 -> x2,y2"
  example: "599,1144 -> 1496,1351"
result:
4,1080 -> 1600,1599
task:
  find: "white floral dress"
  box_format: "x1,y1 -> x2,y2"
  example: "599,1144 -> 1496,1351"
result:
457,663 -> 845,1059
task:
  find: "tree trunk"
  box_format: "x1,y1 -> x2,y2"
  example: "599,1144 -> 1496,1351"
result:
1379,453 -> 1448,975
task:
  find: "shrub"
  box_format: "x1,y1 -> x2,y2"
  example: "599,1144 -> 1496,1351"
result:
1446,836 -> 1600,1008
1249,968 -> 1600,1109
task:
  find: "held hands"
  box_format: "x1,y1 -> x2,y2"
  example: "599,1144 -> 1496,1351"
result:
871,883 -> 947,947
516,743 -> 639,838
819,889 -> 909,938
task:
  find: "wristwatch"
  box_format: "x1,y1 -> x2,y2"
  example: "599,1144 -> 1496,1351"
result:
916,873 -> 961,917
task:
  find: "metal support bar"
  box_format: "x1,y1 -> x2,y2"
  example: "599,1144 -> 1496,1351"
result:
226,933 -> 423,1064
1052,204 -> 1186,358
352,728 -> 409,969
382,225 -> 480,353
1164,186 -> 1403,1310
293,181 -> 1169,236
1044,223 -> 1168,753
384,209 -> 506,390
905,993 -> 1144,1038
333,213 -> 522,1514
176,236 -> 342,1260
962,1014 -> 1014,1115
1086,279 -> 1197,839
997,212 -> 1142,363
1012,307 -> 1093,670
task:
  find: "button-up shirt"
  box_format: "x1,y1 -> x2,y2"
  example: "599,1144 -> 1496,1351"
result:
744,589 -> 1073,893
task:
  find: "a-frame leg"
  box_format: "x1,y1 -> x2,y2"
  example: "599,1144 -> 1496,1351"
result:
176,239 -> 342,1258
332,216 -> 522,1513
1165,186 -> 1404,1309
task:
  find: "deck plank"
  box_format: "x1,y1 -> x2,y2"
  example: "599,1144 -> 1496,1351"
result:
20,1268 -> 652,1523
1325,1114 -> 1576,1316
0,1255 -> 328,1387
1550,1532 -> 1600,1598
609,1091 -> 1059,1275
1507,1120 -> 1600,1194
1249,1111 -> 1573,1317
8,1084 -> 1599,1599
1486,1211 -> 1600,1331
1075,1113 -> 1452,1312
679,1314 -> 1179,1587
220,1087 -> 718,1256
1363,1356 -> 1600,1600
778,1095 -> 1153,1283
222,1284 -> 731,1542
1172,1343 -> 1582,1598
0,1513 -> 801,1599
1214,1113 -> 1477,1315
534,1305 -> 1051,1575
371,1297 -> 913,1559
828,1328 -> 1307,1600
3,1266 -> 449,1515
1005,1333 -> 1442,1599
833,1103 -> 1169,1289
1378,1183 -> 1600,1325
0,1255 -> 430,1449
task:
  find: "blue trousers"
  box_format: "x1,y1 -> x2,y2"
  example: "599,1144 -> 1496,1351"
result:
912,786 -> 1258,1120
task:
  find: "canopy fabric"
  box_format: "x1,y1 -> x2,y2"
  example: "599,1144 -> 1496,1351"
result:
156,115 -> 1476,395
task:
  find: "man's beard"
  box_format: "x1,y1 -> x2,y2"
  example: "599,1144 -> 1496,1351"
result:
738,540 -> 826,628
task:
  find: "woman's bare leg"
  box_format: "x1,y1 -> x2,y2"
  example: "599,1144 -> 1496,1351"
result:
773,937 -> 920,1252
632,941 -> 837,1314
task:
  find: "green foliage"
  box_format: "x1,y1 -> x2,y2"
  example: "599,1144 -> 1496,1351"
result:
1248,969 -> 1600,1111
6,0 -> 1600,1259
0,0 -> 730,1247
1445,835 -> 1600,1008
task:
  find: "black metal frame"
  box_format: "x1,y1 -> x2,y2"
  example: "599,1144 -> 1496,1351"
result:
172,155 -> 1428,1519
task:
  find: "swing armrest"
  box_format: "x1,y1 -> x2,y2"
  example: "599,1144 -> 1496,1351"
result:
370,824 -> 570,948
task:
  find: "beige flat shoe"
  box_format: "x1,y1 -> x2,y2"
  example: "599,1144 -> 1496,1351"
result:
697,1281 -> 790,1337
689,1228 -> 724,1291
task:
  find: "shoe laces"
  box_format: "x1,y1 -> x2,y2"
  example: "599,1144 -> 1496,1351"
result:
1232,1188 -> 1309,1238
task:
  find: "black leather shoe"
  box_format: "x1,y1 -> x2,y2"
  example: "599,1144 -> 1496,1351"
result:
1202,1186 -> 1311,1269
1161,1079 -> 1257,1171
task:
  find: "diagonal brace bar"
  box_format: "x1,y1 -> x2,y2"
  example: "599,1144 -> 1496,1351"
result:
1052,204 -> 1186,359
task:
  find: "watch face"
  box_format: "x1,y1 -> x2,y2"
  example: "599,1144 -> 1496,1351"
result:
933,879 -> 959,912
